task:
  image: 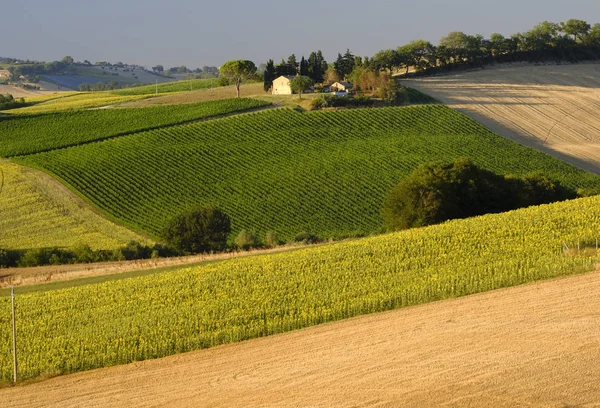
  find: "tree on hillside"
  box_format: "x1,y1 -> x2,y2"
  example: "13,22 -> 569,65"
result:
61,56 -> 74,65
398,40 -> 434,73
290,75 -> 313,99
560,19 -> 591,42
161,206 -> 231,254
219,60 -> 257,98
372,49 -> 398,73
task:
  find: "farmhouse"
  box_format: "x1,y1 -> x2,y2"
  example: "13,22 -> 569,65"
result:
0,70 -> 10,79
272,75 -> 294,95
331,81 -> 353,92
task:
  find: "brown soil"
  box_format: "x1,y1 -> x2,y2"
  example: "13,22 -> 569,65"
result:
3,270 -> 600,407
404,63 -> 600,175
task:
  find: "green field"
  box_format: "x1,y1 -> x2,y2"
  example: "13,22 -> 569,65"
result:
0,161 -> 147,251
2,194 -> 599,381
4,93 -> 148,115
15,105 -> 600,241
112,78 -> 222,95
0,98 -> 270,157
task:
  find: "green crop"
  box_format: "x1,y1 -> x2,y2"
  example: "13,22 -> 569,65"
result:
16,105 -> 600,241
0,98 -> 270,157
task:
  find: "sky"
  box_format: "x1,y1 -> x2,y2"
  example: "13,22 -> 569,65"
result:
1,0 -> 599,69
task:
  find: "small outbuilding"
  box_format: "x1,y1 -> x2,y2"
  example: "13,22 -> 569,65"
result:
271,75 -> 295,95
331,81 -> 353,92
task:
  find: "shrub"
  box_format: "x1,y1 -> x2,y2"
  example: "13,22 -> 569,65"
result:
235,230 -> 260,250
381,158 -> 577,231
293,232 -> 320,245
161,206 -> 231,254
310,97 -> 328,110
265,231 -> 280,248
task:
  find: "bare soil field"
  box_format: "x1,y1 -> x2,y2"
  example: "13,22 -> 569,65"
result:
3,270 -> 600,407
405,63 -> 600,174
0,84 -> 67,98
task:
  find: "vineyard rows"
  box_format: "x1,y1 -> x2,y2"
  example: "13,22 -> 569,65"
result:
16,105 -> 600,241
0,98 -> 270,157
2,195 -> 599,381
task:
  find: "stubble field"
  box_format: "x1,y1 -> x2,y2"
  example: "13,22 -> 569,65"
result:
405,63 -> 600,174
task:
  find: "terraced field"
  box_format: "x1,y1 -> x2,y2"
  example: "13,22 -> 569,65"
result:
1,194 -> 599,382
405,63 -> 600,174
0,160 -> 146,251
0,98 -> 270,157
15,105 -> 600,241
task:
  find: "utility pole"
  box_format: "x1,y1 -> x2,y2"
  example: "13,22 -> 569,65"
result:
11,287 -> 17,383
156,80 -> 158,96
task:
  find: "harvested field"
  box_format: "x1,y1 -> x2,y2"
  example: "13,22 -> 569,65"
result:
0,84 -> 67,98
3,270 -> 600,407
405,63 -> 600,174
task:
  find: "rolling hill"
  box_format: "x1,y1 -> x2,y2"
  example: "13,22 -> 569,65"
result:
2,193 -> 599,382
14,105 -> 600,242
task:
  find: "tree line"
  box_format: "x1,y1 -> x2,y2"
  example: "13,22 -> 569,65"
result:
262,18 -> 600,94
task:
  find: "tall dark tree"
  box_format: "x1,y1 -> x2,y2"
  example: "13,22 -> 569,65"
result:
263,59 -> 275,92
317,50 -> 328,81
275,59 -> 288,77
299,56 -> 309,76
287,54 -> 298,75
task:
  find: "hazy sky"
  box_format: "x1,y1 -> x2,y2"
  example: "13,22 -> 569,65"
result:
2,0 -> 599,68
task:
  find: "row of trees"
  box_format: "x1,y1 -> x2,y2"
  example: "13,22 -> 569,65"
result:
263,50 -> 329,91
367,19 -> 600,76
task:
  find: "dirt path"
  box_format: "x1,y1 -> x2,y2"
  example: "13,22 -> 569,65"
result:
405,63 -> 600,175
3,270 -> 600,407
0,243 -> 317,288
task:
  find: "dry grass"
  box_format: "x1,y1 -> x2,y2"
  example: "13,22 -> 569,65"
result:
122,83 -> 266,107
3,270 -> 600,407
404,63 -> 600,174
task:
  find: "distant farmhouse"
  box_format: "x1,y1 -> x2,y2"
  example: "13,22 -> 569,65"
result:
272,75 -> 294,95
331,81 -> 353,92
0,70 -> 10,80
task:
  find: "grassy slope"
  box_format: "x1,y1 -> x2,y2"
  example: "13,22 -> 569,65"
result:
15,105 -> 600,241
0,98 -> 270,157
1,194 -> 599,381
0,161 -> 147,251
112,78 -> 222,95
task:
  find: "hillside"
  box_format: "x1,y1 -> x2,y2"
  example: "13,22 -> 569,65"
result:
0,98 -> 270,157
15,105 -> 600,241
1,194 -> 599,382
0,161 -> 146,252
3,270 -> 599,407
404,63 -> 600,174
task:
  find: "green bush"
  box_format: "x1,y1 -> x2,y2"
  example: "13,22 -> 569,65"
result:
293,232 -> 320,245
162,207 -> 231,254
381,158 -> 577,231
265,231 -> 280,248
235,230 -> 260,250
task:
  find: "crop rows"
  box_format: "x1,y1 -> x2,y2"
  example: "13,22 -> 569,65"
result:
0,98 -> 270,157
16,105 -> 600,241
2,194 -> 599,381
